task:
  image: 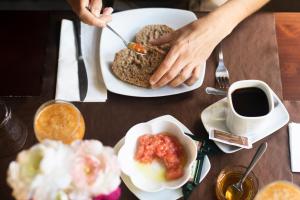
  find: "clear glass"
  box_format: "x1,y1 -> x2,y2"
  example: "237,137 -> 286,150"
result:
216,166 -> 259,200
34,100 -> 85,144
0,101 -> 27,157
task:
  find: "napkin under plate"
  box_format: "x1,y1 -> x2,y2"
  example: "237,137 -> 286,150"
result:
55,19 -> 107,102
289,122 -> 300,172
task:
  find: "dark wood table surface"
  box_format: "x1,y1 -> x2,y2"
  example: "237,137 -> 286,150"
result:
0,11 -> 300,200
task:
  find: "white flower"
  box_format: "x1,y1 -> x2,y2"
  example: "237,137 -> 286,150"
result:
31,140 -> 73,200
70,140 -> 121,198
7,143 -> 46,200
7,139 -> 121,200
7,140 -> 74,200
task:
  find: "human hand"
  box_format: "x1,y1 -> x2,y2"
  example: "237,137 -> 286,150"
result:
149,16 -> 228,88
66,0 -> 113,27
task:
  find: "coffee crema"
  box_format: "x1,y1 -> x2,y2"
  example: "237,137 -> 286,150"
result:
231,87 -> 269,117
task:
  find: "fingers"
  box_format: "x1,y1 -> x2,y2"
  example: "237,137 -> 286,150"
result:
149,48 -> 179,86
152,57 -> 186,88
79,6 -> 112,27
185,66 -> 201,86
102,7 -> 113,15
89,0 -> 102,17
150,33 -> 173,46
169,64 -> 196,87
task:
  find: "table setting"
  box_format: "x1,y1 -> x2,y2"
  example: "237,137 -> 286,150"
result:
1,7 -> 300,200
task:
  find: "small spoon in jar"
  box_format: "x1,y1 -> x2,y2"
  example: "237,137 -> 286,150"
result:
225,142 -> 267,200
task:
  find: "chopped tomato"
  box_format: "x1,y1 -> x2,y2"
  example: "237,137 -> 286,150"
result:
128,42 -> 147,54
166,166 -> 184,180
135,133 -> 185,180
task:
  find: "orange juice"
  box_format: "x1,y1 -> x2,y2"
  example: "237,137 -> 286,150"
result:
254,181 -> 300,200
34,100 -> 85,144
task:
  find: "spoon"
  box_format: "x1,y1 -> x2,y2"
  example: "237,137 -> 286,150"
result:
106,24 -> 147,55
205,87 -> 227,96
85,7 -> 147,55
225,142 -> 268,200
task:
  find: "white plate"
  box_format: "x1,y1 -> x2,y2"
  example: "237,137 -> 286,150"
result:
100,8 -> 206,97
201,91 -> 290,153
114,115 -> 211,200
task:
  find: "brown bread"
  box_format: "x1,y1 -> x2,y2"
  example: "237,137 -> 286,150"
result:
111,25 -> 174,88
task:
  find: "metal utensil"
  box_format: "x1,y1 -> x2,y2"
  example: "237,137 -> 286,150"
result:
205,87 -> 227,96
84,6 -> 146,55
225,142 -> 268,200
215,48 -> 230,88
106,24 -> 147,55
73,19 -> 88,101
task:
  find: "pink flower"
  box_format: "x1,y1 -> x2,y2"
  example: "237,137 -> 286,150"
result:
93,187 -> 121,200
70,140 -> 121,198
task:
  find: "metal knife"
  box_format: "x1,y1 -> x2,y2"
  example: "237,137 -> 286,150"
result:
73,19 -> 88,101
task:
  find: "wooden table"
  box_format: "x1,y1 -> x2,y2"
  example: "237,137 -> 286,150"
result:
0,12 -> 299,200
275,13 -> 300,101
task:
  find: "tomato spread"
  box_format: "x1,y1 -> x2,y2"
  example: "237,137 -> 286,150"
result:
128,42 -> 147,54
135,133 -> 185,180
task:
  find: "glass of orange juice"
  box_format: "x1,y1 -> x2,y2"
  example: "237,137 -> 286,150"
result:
34,100 -> 85,144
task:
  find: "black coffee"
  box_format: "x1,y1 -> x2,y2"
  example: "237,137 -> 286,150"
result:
231,87 -> 269,117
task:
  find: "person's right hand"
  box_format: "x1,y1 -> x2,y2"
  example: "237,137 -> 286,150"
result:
66,0 -> 113,27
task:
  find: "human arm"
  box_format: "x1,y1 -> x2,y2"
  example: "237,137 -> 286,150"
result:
150,0 -> 270,88
66,0 -> 113,27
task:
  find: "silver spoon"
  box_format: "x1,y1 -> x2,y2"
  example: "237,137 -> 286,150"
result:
85,7 -> 147,55
205,87 -> 227,96
106,24 -> 147,55
225,142 -> 268,200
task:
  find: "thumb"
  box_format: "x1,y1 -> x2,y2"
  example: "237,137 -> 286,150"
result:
150,32 -> 173,46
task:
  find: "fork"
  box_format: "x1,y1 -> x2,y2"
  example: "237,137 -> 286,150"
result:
215,48 -> 230,88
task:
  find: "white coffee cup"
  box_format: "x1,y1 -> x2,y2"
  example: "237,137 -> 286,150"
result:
226,80 -> 275,136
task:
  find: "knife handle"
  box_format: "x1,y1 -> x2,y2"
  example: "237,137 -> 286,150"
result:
73,19 -> 83,59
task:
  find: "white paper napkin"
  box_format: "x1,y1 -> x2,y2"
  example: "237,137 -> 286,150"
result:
289,122 -> 300,172
55,19 -> 107,102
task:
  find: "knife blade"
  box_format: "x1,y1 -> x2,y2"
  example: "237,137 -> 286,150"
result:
73,19 -> 88,101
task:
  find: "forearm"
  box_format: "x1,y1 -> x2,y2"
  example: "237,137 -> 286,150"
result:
201,0 -> 270,38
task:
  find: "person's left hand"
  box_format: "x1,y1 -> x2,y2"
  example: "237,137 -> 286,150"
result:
149,16 -> 227,88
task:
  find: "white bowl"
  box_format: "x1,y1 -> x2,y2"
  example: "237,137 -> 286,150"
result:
118,120 -> 197,192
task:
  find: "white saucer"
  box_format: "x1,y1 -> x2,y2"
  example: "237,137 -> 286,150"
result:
114,115 -> 211,200
201,91 -> 289,154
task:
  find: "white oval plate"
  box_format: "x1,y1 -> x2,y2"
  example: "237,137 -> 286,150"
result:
100,8 -> 206,97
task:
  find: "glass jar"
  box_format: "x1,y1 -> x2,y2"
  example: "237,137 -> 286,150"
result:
0,101 -> 27,157
34,100 -> 85,144
216,165 -> 259,200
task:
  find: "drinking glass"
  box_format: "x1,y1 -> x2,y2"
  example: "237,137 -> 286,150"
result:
34,100 -> 85,144
0,101 -> 27,157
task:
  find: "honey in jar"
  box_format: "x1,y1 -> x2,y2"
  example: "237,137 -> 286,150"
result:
216,166 -> 258,200
34,100 -> 85,144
